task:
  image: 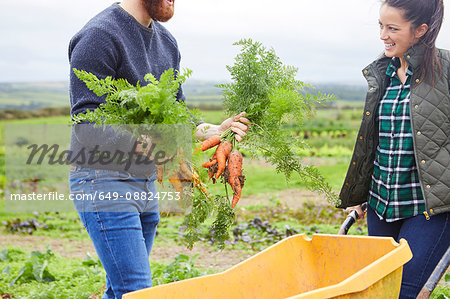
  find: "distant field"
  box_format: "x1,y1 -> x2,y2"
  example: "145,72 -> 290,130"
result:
0,107 -> 361,127
0,116 -> 70,125
0,81 -> 366,110
0,92 -> 68,108
0,81 -> 224,111
187,94 -> 222,102
0,82 -> 69,110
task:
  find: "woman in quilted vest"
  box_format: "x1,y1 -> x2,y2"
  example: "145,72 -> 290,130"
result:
340,0 -> 450,298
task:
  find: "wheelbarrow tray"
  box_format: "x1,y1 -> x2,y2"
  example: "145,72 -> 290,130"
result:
123,234 -> 412,299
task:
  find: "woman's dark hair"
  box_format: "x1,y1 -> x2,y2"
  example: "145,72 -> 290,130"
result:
383,0 -> 444,85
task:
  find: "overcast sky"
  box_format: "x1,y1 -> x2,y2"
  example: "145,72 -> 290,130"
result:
1,0 -> 449,85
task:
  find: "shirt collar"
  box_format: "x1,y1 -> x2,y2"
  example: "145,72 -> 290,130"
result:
386,57 -> 414,78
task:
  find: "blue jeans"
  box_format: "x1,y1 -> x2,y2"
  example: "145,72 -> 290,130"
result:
69,166 -> 160,299
367,205 -> 449,299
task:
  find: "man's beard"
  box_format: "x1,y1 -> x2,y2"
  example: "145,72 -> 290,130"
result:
142,0 -> 174,22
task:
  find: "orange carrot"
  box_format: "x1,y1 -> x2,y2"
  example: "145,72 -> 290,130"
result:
168,171 -> 184,196
178,160 -> 193,182
228,151 -> 243,181
208,163 -> 217,181
157,165 -> 164,185
215,141 -> 233,179
192,169 -> 210,198
232,191 -> 241,209
192,169 -> 201,186
227,151 -> 243,208
200,135 -> 221,151
202,153 -> 217,168
202,158 -> 217,168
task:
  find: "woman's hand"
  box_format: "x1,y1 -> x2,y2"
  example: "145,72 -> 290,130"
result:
345,204 -> 366,219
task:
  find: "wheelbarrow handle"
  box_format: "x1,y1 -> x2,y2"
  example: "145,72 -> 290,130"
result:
416,246 -> 450,299
338,203 -> 367,235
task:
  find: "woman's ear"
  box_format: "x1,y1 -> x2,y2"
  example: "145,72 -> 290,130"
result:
415,23 -> 428,39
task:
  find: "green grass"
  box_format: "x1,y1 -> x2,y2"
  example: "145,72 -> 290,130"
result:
316,160 -> 349,190
0,115 -> 71,151
196,109 -> 228,124
221,164 -> 301,195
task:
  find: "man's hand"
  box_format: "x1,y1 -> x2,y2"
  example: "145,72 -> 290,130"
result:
135,135 -> 177,164
218,112 -> 250,142
196,111 -> 251,142
134,136 -> 154,157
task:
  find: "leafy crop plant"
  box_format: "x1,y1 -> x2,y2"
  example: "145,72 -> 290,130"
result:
218,39 -> 339,205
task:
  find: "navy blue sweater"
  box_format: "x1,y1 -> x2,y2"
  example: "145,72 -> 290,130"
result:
68,4 -> 184,175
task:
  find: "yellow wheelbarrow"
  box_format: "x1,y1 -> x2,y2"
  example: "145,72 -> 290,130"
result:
123,234 -> 412,298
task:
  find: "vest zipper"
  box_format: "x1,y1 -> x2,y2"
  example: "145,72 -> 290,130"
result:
409,81 -> 429,217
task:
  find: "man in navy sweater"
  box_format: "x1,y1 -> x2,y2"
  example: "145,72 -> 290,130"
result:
69,0 -> 249,297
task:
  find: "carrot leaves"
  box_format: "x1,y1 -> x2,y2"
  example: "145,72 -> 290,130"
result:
72,68 -> 201,128
218,39 -> 339,206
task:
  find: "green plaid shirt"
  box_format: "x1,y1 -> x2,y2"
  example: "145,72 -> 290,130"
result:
368,58 -> 425,222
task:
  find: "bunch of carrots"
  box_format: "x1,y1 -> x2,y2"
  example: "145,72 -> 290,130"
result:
157,154 -> 209,200
200,135 -> 245,208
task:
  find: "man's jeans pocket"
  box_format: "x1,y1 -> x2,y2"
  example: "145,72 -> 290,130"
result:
91,169 -> 131,184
